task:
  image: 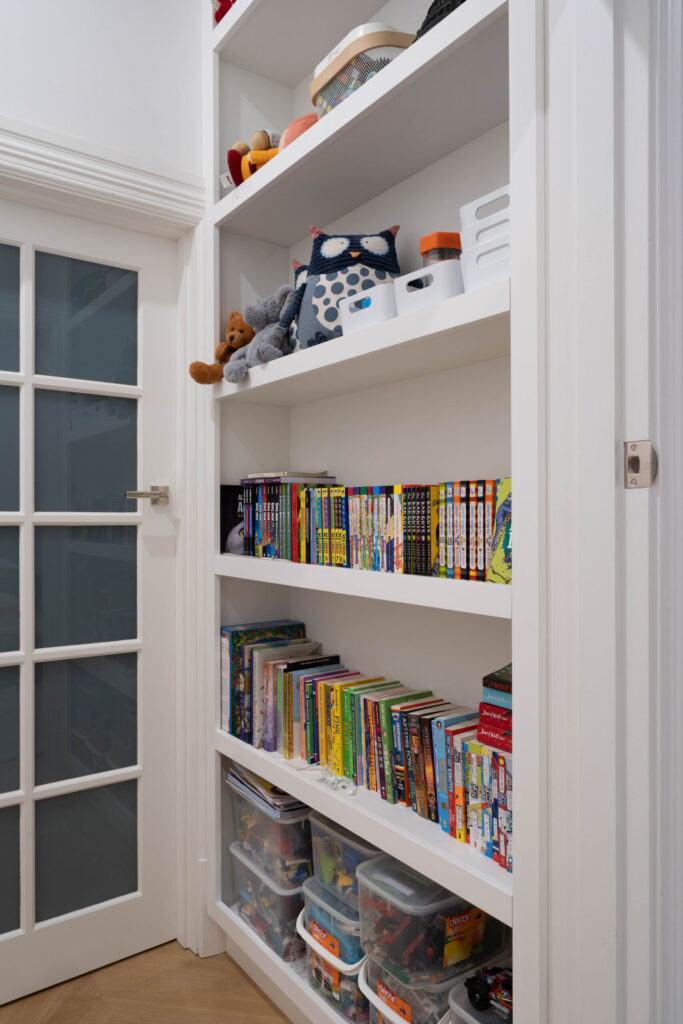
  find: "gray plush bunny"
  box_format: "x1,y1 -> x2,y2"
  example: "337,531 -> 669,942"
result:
224,285 -> 293,383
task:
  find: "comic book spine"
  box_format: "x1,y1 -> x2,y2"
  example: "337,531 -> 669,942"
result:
342,488 -> 350,568
433,721 -> 451,831
375,700 -> 387,797
439,483 -> 447,578
409,714 -> 428,816
459,482 -> 468,579
453,734 -> 469,841
403,485 -> 411,575
445,729 -> 457,836
342,687 -> 354,779
483,685 -> 513,710
402,710 -> 417,809
422,716 -> 439,822
348,488 -> 355,569
468,481 -> 477,580
476,480 -> 486,581
430,484 -> 439,577
394,485 -> 403,574
331,683 -> 346,776
290,485 -> 298,563
479,745 -> 493,857
484,478 -> 495,579
220,629 -> 229,731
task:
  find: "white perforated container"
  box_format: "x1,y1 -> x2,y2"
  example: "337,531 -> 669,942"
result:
394,260 -> 464,317
459,185 -> 511,251
340,283 -> 397,335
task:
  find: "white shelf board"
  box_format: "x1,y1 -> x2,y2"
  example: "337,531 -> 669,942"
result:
216,731 -> 513,926
209,900 -> 340,1024
212,0 -> 380,86
215,555 -> 512,619
213,0 -> 509,245
215,281 -> 510,406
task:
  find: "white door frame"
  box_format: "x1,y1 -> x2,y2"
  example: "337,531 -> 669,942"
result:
652,0 -> 682,1020
0,120 -> 221,994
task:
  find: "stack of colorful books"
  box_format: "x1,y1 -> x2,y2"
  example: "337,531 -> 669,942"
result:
220,475 -> 512,582
220,618 -> 513,874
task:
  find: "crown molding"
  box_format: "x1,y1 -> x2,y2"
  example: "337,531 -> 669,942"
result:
0,120 -> 205,238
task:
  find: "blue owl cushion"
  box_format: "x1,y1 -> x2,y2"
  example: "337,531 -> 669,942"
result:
281,225 -> 401,350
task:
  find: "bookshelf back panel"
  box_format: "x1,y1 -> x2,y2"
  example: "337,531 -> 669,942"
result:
289,121 -> 509,280
288,589 -> 511,711
288,356 -> 511,484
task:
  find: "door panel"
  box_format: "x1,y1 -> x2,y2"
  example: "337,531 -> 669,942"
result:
0,199 -> 177,1004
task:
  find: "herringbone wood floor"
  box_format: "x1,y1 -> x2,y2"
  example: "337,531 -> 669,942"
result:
0,942 -> 290,1024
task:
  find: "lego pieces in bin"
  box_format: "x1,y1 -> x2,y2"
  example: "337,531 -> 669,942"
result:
228,766 -> 312,888
231,842 -> 305,962
465,965 -> 513,1020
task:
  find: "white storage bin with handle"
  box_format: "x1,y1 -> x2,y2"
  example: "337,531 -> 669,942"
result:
394,260 -> 464,317
460,237 -> 511,292
459,185 -> 511,251
340,283 -> 397,336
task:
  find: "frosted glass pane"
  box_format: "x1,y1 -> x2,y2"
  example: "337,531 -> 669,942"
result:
0,806 -> 20,933
0,527 -> 19,652
35,655 -> 137,785
0,386 -> 19,510
0,666 -> 19,793
35,782 -> 137,922
35,526 -> 136,648
0,243 -> 20,372
35,252 -> 137,385
35,391 -> 137,512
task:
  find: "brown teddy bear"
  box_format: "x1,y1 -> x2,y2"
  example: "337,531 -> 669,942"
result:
189,311 -> 255,384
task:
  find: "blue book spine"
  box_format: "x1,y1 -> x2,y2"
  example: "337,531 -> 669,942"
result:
483,685 -> 512,710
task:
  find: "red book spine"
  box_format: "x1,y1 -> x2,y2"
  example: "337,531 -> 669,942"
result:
478,702 -> 513,729
477,722 -> 512,754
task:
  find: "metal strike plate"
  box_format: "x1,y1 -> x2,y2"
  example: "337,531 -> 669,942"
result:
125,485 -> 170,506
624,441 -> 657,489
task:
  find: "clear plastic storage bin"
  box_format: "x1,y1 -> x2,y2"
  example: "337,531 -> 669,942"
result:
229,777 -> 312,889
447,939 -> 513,1024
357,855 -> 503,986
297,876 -> 368,1022
359,957 -> 457,1024
311,811 -> 380,910
230,841 -> 305,962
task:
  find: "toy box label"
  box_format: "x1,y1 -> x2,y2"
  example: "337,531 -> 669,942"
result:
443,908 -> 486,967
377,979 -> 412,1023
311,951 -> 340,1000
311,918 -> 340,958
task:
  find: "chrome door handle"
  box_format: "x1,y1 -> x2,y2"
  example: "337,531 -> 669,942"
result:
125,485 -> 170,506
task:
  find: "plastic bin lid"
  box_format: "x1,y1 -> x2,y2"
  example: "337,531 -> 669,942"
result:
230,841 -> 305,898
310,810 -> 380,858
356,854 -> 469,915
303,876 -> 361,934
227,776 -> 310,824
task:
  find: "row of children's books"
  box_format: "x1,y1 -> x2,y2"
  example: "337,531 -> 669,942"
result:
220,617 -> 513,872
221,474 -> 512,583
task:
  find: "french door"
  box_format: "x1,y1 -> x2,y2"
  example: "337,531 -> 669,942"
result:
0,200 -> 177,1003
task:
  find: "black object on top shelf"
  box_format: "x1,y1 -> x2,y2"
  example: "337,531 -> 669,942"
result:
416,0 -> 468,40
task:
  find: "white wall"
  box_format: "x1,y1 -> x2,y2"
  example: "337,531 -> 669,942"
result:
0,0 -> 203,181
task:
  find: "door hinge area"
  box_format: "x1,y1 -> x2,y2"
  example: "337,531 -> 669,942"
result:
624,440 -> 658,489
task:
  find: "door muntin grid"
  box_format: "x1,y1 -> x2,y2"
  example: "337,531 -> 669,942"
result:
0,245 -> 142,935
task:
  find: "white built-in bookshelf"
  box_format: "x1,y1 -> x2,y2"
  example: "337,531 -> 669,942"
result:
202,2 -> 544,1022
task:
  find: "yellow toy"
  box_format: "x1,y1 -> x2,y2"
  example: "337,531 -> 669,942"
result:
226,130 -> 281,188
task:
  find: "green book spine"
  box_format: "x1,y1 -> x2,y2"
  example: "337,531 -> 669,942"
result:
342,687 -> 354,779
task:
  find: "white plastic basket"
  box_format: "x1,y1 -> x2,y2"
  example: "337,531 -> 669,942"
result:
459,185 -> 511,251
460,238 -> 510,292
339,283 -> 397,335
394,260 -> 464,317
